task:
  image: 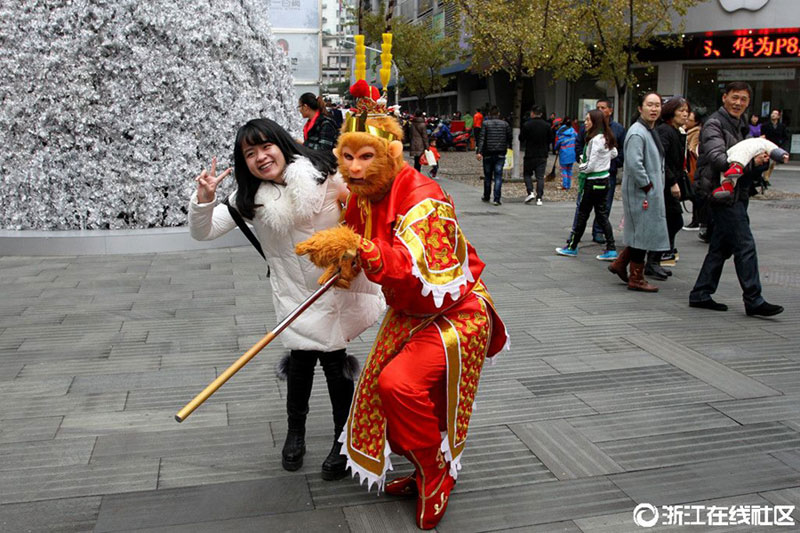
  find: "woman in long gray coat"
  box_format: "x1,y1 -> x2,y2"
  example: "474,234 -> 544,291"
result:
608,92 -> 670,292
409,109 -> 429,171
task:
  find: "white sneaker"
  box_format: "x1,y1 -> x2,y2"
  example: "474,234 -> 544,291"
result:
524,192 -> 536,204
536,198 -> 543,206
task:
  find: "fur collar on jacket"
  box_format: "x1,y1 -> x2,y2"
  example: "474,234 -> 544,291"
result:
252,156 -> 328,235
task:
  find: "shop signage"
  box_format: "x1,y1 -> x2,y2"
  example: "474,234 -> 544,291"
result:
718,0 -> 769,12
701,32 -> 800,59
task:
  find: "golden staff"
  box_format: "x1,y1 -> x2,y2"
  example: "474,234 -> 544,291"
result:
175,270 -> 344,423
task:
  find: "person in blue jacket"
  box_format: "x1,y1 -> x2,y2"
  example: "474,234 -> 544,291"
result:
554,119 -> 577,189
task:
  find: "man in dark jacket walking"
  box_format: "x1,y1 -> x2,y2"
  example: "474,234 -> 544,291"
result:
689,81 -> 783,317
519,106 -> 553,205
476,106 -> 512,205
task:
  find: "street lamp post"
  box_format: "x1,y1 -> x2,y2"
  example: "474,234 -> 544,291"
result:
340,37 -> 400,105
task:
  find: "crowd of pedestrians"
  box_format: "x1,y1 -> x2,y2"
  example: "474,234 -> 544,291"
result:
453,83 -> 787,317
298,87 -> 786,318
550,82 -> 785,316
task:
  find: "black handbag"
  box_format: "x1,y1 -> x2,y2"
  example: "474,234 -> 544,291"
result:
678,170 -> 695,202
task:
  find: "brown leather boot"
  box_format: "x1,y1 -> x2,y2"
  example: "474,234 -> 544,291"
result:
608,246 -> 631,282
628,262 -> 659,292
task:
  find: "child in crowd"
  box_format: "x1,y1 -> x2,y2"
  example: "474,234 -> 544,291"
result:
714,137 -> 789,199
421,138 -> 441,179
554,118 -> 577,189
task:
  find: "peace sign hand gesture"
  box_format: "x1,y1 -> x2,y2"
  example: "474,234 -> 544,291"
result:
195,157 -> 233,204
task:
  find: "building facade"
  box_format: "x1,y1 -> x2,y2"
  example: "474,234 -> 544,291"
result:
321,0 -> 357,96
388,0 -> 798,154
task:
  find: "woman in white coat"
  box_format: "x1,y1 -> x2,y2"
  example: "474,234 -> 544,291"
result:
189,118 -> 384,480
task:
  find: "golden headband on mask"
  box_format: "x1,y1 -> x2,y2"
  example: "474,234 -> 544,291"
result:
343,112 -> 396,142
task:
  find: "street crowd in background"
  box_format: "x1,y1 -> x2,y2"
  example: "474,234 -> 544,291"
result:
295,86 -> 788,317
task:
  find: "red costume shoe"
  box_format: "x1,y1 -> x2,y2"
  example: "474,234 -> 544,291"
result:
407,448 -> 456,530
384,472 -> 417,497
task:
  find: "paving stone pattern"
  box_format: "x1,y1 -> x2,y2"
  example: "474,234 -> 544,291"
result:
1,170 -> 800,532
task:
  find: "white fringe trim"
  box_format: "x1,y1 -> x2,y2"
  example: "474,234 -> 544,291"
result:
440,434 -> 463,481
412,257 -> 474,308
338,431 -> 393,493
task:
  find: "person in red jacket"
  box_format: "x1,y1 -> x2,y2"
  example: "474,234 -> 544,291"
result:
295,84 -> 508,530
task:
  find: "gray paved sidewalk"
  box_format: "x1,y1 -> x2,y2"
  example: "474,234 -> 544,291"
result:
1,169 -> 800,532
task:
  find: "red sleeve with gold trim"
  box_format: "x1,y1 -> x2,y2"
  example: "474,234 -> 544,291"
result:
355,194 -> 485,313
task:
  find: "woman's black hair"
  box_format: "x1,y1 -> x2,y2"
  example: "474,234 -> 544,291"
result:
638,91 -> 662,106
586,109 -> 616,150
660,96 -> 690,124
299,92 -> 327,115
689,107 -> 707,125
232,118 -> 336,219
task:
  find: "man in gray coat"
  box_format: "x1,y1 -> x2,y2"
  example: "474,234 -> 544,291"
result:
688,82 -> 783,317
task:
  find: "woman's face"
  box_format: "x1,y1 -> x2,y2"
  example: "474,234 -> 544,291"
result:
639,94 -> 662,124
751,114 -> 760,125
242,139 -> 286,184
584,113 -> 592,131
672,104 -> 689,127
298,101 -> 314,119
686,113 -> 697,130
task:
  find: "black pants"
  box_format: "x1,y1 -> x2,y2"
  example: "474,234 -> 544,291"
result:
627,247 -> 646,263
286,349 -> 353,435
665,193 -> 683,249
568,180 -> 615,250
523,156 -> 547,198
689,200 -> 764,308
413,155 -> 422,171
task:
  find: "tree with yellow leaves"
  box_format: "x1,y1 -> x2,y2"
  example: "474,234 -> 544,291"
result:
580,0 -> 700,123
446,0 -> 589,177
359,4 -> 462,105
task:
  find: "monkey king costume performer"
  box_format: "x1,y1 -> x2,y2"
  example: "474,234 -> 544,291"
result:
296,79 -> 508,530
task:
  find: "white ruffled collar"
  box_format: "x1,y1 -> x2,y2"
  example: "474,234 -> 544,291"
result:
252,156 -> 327,235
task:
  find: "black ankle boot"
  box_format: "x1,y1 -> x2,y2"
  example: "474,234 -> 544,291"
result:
645,252 -> 670,280
282,431 -> 306,471
321,437 -> 347,480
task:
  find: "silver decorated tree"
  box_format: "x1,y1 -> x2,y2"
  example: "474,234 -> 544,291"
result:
0,0 -> 299,230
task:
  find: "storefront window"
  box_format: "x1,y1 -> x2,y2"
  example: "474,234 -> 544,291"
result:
624,67 -> 657,127
569,76 -> 610,122
685,65 -> 798,152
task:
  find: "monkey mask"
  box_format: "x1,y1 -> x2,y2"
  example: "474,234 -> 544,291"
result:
335,114 -> 405,203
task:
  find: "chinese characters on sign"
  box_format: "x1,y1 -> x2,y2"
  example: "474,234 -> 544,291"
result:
702,34 -> 800,59
633,503 -> 796,528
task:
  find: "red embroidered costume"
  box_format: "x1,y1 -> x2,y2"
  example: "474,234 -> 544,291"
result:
296,82 -> 507,530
